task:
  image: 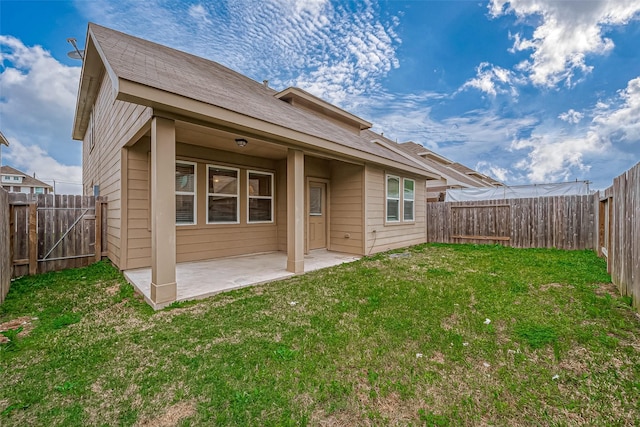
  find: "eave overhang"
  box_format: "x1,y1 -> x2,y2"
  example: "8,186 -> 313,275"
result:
72,27 -> 113,140
116,79 -> 435,178
0,130 -> 9,147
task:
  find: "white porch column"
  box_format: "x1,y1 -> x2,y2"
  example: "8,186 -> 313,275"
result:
150,116 -> 177,304
287,148 -> 304,273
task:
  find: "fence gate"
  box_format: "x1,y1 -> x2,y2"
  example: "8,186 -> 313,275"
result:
9,193 -> 106,277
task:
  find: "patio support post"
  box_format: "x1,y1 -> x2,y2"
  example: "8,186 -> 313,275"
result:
287,148 -> 304,273
150,116 -> 177,304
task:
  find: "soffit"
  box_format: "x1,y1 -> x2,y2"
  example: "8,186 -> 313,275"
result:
175,122 -> 288,160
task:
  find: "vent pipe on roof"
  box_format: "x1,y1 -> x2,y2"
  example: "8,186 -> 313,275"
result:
263,80 -> 269,88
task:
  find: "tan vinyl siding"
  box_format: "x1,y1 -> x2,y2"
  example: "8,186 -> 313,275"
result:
125,138 -> 151,269
305,157 -> 331,179
82,73 -> 152,268
176,225 -> 277,262
123,142 -> 282,268
329,162 -> 364,255
365,165 -> 426,254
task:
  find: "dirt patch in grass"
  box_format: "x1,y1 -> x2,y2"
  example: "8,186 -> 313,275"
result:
558,347 -> 591,375
104,283 -> 120,296
440,313 -> 459,331
135,401 -> 196,427
309,409 -> 357,426
0,316 -> 34,334
0,316 -> 35,343
539,283 -> 566,291
592,282 -> 620,298
429,351 -> 445,364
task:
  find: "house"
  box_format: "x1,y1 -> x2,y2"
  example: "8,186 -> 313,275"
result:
72,23 -> 444,307
396,141 -> 502,201
1,165 -> 54,195
0,131 -> 8,168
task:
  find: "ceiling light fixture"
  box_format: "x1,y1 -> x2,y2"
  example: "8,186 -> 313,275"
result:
235,138 -> 248,147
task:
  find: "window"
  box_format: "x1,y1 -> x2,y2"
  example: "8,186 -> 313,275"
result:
386,175 -> 400,222
309,186 -> 322,216
208,165 -> 239,223
35,187 -> 44,194
403,179 -> 415,221
175,161 -> 196,225
386,175 -> 416,223
247,171 -> 273,223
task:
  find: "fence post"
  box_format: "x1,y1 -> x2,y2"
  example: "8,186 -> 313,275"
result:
28,202 -> 37,275
9,204 -> 15,278
95,199 -> 102,263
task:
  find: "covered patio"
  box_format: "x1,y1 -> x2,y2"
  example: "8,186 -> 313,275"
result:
124,250 -> 360,309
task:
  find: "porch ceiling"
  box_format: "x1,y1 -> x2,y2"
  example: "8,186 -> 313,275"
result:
175,121 -> 289,160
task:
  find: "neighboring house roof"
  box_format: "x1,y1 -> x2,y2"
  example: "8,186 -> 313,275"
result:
0,131 -> 9,147
397,141 -> 501,187
73,23 -> 440,179
1,165 -> 54,190
449,162 -> 502,186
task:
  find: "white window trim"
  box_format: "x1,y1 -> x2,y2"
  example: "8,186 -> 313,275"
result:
247,170 -> 274,224
207,164 -> 240,224
176,160 -> 197,226
403,178 -> 415,222
386,174 -> 401,223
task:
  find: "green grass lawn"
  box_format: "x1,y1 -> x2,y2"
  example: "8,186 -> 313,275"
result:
1,244 -> 639,426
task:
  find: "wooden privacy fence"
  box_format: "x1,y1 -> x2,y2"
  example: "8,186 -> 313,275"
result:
426,195 -> 597,250
599,162 -> 640,310
0,188 -> 10,303
5,193 -> 107,278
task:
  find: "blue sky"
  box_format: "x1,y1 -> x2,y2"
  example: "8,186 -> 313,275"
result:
1,0 -> 639,193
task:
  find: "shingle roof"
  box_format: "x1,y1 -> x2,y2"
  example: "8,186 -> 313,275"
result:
1,166 -> 53,190
0,131 -> 9,147
86,23 -> 436,175
448,162 -> 501,185
396,141 -> 499,187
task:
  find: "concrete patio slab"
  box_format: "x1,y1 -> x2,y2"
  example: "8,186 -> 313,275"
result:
124,250 -> 360,309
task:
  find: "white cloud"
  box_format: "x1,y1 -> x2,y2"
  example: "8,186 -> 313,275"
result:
593,76 -> 640,143
188,4 -> 212,25
78,0 -> 400,106
460,62 -> 521,97
489,0 -> 640,87
0,36 -> 82,193
511,76 -> 640,183
558,109 -> 584,124
3,137 -> 83,195
355,91 -> 538,183
511,130 -> 606,183
475,161 -> 511,182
